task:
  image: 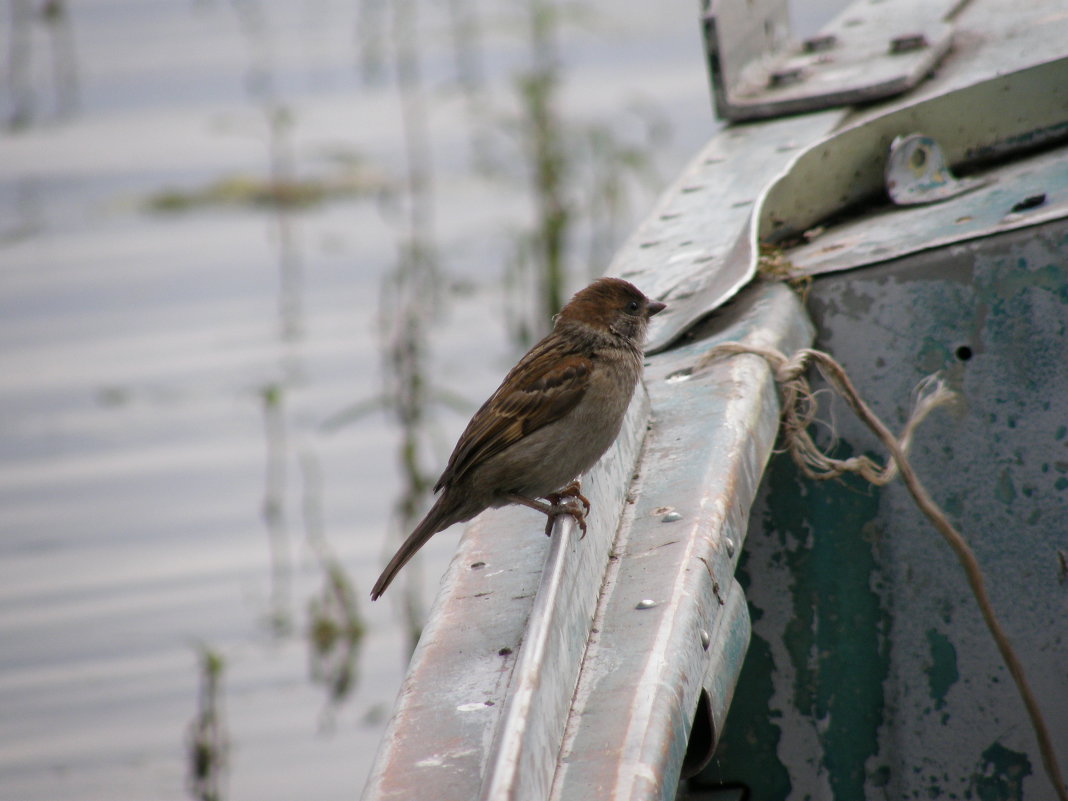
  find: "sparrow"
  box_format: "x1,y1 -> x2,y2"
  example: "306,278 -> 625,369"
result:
370,277 -> 666,600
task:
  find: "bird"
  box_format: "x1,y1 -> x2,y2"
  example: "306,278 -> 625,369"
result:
370,277 -> 666,600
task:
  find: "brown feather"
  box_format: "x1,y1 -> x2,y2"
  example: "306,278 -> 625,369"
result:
435,341 -> 591,490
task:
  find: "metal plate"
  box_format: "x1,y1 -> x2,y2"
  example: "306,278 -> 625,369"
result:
757,58 -> 1068,245
788,142 -> 1068,276
704,0 -> 959,121
620,109 -> 845,354
646,0 -> 1068,354
700,219 -> 1068,801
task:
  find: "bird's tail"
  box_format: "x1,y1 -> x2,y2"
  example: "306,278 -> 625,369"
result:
370,492 -> 465,601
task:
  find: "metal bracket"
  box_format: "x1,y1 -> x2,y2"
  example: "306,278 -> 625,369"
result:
703,0 -> 961,122
885,133 -> 989,205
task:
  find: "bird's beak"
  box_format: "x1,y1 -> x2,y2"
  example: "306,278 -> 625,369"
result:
647,300 -> 667,317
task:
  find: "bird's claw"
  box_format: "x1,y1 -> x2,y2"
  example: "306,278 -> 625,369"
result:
554,480 -> 591,514
543,501 -> 587,538
544,483 -> 590,538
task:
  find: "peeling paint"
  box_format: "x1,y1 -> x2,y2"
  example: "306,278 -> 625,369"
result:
698,551 -> 792,800
994,468 -> 1018,504
769,451 -> 889,801
924,628 -> 959,715
970,742 -> 1032,801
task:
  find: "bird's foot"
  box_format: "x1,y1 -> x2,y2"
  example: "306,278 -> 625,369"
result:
503,490 -> 589,538
543,489 -> 589,539
553,480 -> 591,515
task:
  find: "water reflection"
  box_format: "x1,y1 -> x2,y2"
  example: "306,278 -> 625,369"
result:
6,0 -> 80,129
302,449 -> 366,725
259,381 -> 293,635
186,645 -> 229,801
0,2 -> 715,799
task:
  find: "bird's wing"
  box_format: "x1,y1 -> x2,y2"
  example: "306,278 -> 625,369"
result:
435,341 -> 592,490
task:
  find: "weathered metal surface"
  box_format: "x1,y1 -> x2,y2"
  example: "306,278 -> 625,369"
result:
619,109 -> 845,354
885,134 -> 988,206
549,283 -> 814,801
788,142 -> 1068,276
477,383 -> 649,801
647,0 -> 1068,356
846,0 -> 1068,118
689,579 -> 750,777
699,219 -> 1068,800
701,0 -> 791,122
704,0 -> 958,122
757,57 -> 1068,245
362,388 -> 651,801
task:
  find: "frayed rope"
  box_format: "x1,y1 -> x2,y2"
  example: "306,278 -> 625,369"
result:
698,343 -> 1067,801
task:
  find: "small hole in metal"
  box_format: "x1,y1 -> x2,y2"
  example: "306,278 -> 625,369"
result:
471,561 -> 486,569
956,345 -> 973,361
1011,193 -> 1046,213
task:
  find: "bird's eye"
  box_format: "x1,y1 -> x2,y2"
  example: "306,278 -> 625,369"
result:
626,300 -> 640,313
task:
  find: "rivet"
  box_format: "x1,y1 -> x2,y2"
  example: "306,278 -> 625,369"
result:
724,537 -> 735,557
701,629 -> 711,650
636,599 -> 657,610
661,511 -> 683,523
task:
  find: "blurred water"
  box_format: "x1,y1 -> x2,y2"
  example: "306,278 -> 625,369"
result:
0,1 -> 846,799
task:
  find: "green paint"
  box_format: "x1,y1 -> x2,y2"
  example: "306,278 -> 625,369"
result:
770,448 -> 890,801
943,492 -> 964,517
923,629 -> 959,711
699,551 -> 792,800
976,262 -> 1068,311
995,468 -> 1017,504
869,765 -> 891,788
970,742 -> 1032,801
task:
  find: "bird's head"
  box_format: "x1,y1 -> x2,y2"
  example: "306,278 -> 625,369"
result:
555,277 -> 666,345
